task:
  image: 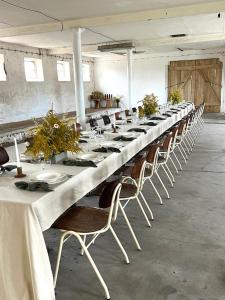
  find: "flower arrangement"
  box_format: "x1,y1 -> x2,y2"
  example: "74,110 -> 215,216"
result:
91,91 -> 104,100
138,93 -> 158,117
25,110 -> 80,160
169,89 -> 182,105
114,95 -> 122,108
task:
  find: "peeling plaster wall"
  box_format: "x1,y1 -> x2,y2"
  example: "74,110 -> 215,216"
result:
0,42 -> 94,124
94,50 -> 225,112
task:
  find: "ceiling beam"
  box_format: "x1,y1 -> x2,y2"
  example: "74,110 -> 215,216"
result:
0,1 -> 225,37
48,33 -> 225,54
136,33 -> 225,48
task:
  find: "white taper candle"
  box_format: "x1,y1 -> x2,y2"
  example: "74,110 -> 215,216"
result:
14,137 -> 21,168
113,114 -> 116,127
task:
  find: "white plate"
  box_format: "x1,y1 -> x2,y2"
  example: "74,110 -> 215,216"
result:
120,132 -> 136,138
80,131 -> 92,136
76,153 -> 104,163
30,171 -> 67,184
101,141 -> 122,148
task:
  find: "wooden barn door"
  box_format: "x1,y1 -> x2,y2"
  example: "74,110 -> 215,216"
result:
168,58 -> 222,112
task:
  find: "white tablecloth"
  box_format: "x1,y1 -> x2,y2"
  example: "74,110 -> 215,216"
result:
0,104 -> 193,300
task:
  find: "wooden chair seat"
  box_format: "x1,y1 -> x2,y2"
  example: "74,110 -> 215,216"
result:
120,183 -> 137,198
52,206 -> 109,233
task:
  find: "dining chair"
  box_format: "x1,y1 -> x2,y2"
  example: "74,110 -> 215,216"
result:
174,120 -> 188,164
142,143 -> 166,205
119,156 -> 153,228
52,180 -> 129,300
157,133 -> 175,188
89,117 -> 99,129
102,115 -> 111,126
125,109 -> 131,117
115,112 -> 122,120
0,146 -> 9,165
168,126 -> 182,172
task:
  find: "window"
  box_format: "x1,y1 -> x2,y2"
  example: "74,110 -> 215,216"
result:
82,63 -> 90,82
24,57 -> 44,82
0,54 -> 6,81
57,61 -> 70,81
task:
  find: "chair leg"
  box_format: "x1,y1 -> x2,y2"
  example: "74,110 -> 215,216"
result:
172,151 -> 183,171
77,234 -> 111,300
118,202 -> 142,250
155,171 -> 170,199
54,234 -> 66,287
161,164 -> 174,187
165,163 -> 175,183
136,196 -> 152,227
149,177 -> 163,205
81,235 -> 86,256
109,226 -> 130,264
177,144 -> 187,164
169,155 -> 178,174
180,143 -> 188,160
139,191 -> 154,220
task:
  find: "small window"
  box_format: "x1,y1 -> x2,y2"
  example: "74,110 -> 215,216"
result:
0,54 -> 6,81
24,57 -> 44,82
57,61 -> 70,81
82,63 -> 90,82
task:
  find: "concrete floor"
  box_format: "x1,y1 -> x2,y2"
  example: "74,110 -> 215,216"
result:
45,114 -> 225,300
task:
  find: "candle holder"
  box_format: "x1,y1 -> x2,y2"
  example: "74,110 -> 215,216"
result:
15,167 -> 26,178
112,125 -> 117,133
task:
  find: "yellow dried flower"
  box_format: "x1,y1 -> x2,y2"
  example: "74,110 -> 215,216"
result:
25,110 -> 80,160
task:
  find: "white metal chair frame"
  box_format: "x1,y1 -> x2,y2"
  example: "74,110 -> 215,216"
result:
157,134 -> 175,188
120,160 -> 154,225
53,182 -> 129,300
142,145 -> 167,205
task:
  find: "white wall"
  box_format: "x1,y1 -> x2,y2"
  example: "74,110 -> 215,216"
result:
0,42 -> 94,124
94,49 -> 225,111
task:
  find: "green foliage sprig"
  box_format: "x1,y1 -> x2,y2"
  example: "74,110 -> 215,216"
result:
25,110 -> 80,160
138,93 -> 158,117
169,90 -> 182,105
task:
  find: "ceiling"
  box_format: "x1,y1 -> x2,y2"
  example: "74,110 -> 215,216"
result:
0,0 -> 225,56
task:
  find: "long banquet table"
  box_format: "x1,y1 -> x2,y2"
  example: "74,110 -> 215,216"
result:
0,103 -> 193,300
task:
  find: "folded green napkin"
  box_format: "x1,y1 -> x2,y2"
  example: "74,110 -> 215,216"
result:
127,128 -> 147,134
149,116 -> 166,120
0,164 -> 17,173
79,139 -> 88,143
93,147 -> 121,153
140,122 -> 157,126
63,159 -> 97,167
113,136 -> 136,142
15,181 -> 53,192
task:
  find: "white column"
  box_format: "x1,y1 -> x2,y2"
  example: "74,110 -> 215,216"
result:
127,49 -> 133,110
72,27 -> 86,125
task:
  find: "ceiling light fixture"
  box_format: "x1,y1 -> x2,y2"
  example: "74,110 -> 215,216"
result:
170,34 -> 187,38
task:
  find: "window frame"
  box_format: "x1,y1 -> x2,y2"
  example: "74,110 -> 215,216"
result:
24,57 -> 44,82
0,54 -> 7,81
57,60 -> 71,82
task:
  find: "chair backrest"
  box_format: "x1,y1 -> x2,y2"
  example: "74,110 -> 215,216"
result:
170,126 -> 179,150
178,120 -> 186,136
115,112 -> 122,120
0,147 -> 9,165
130,156 -> 147,192
102,115 -> 111,126
98,180 -> 122,225
89,118 -> 98,128
160,134 -> 173,161
125,109 -> 131,117
145,144 -> 160,176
